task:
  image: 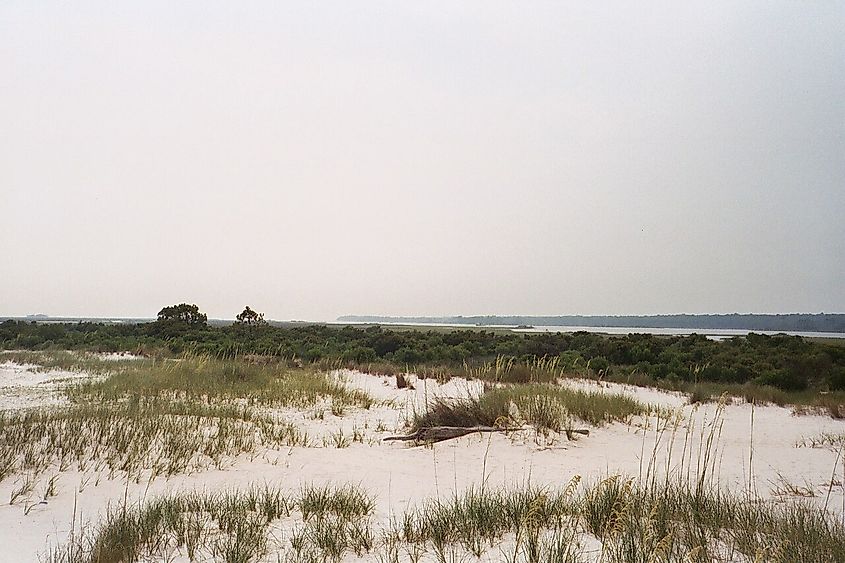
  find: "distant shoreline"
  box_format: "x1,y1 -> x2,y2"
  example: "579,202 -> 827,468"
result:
337,314 -> 845,334
4,313 -> 844,335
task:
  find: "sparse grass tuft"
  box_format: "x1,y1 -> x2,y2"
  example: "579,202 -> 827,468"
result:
299,483 -> 375,521
796,432 -> 845,450
49,484 -> 374,563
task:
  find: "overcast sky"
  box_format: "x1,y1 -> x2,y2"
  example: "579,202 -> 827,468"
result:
1,2 -> 843,321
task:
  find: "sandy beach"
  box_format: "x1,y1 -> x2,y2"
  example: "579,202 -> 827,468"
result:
1,362 -> 843,561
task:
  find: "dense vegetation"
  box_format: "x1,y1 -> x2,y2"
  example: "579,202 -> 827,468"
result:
3,319 -> 845,395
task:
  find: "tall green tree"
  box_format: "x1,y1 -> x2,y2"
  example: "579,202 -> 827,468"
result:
236,306 -> 267,327
156,303 -> 208,326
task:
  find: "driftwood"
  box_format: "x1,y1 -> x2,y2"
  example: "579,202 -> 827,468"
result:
383,426 -> 522,443
384,426 -> 591,444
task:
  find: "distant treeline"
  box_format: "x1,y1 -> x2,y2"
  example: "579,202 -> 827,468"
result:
2,319 -> 845,393
337,314 -> 845,333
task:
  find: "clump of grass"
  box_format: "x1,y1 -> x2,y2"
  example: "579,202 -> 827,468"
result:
0,398 -> 306,484
819,395 -> 845,419
411,396 -> 504,430
687,385 -> 713,404
411,384 -> 649,433
289,512 -> 375,561
366,355 -> 567,385
462,355 -> 564,384
290,484 -> 377,560
395,373 -> 412,389
581,475 -> 632,539
769,472 -> 818,498
323,428 -> 351,448
299,483 -> 375,521
398,481 -> 581,558
72,353 -> 373,410
796,432 -> 845,450
582,477 -> 845,562
9,472 -> 36,504
49,484 -> 375,563
50,485 -> 294,563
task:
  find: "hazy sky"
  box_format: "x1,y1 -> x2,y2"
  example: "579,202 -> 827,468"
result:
2,2 -> 843,321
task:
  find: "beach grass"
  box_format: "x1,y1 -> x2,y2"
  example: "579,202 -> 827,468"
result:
47,477 -> 845,563
0,353 -> 376,488
411,383 -> 651,434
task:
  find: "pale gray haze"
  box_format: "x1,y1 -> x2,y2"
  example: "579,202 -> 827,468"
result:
2,2 -> 843,321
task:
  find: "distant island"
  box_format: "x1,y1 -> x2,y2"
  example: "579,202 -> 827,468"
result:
336,314 -> 845,333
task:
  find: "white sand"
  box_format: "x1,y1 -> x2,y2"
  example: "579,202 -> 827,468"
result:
0,361 -> 94,411
0,364 -> 843,561
96,352 -> 145,362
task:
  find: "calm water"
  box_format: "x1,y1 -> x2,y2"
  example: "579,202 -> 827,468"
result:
513,325 -> 845,340
335,321 -> 845,340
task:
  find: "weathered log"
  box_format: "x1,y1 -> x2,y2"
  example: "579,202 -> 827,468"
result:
384,425 -> 591,444
383,426 -> 523,443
